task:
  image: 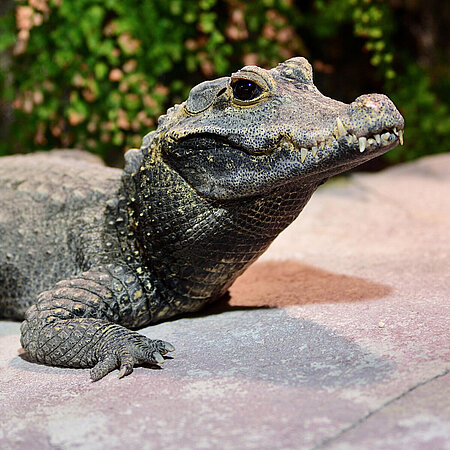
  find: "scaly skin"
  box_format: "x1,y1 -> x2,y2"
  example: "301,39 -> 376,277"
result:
0,57 -> 404,380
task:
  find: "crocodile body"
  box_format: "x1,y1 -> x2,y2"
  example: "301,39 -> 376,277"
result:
0,58 -> 404,380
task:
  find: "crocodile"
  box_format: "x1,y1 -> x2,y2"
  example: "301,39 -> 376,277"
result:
0,57 -> 404,380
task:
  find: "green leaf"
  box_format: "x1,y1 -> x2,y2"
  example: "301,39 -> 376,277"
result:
94,62 -> 109,80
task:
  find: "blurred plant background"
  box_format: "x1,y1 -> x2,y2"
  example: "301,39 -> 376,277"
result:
0,0 -> 448,167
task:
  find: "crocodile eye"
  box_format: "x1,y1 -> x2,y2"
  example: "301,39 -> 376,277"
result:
232,79 -> 263,102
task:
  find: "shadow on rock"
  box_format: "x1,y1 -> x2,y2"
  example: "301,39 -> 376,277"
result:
180,261 -> 395,388
166,308 -> 395,388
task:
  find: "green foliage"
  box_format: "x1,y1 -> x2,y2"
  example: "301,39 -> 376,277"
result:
0,0 -> 448,165
313,0 -> 396,79
0,0 -> 305,160
385,65 -> 450,163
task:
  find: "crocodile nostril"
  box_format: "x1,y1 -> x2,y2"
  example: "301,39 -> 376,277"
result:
362,99 -> 381,111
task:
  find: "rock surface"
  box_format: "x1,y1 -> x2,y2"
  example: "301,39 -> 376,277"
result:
1,154 -> 449,449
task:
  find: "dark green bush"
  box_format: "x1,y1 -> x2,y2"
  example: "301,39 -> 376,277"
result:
0,0 -> 448,165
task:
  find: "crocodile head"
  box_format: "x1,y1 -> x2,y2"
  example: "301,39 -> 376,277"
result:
154,56 -> 404,200
128,57 -> 404,306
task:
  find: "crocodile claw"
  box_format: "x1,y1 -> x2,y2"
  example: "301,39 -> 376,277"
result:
90,332 -> 175,381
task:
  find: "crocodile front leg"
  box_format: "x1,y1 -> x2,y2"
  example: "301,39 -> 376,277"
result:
20,264 -> 174,380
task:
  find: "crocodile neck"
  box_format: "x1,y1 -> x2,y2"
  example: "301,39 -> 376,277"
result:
127,154 -> 318,310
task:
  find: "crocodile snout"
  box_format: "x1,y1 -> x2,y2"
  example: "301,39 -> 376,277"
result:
348,93 -> 405,137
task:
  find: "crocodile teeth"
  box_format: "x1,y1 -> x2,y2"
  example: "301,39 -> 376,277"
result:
301,148 -> 308,163
334,117 -> 347,139
304,126 -> 401,157
358,136 -> 367,153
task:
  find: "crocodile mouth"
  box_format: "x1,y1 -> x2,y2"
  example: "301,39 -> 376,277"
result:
169,122 -> 404,163
162,83 -> 404,188
270,122 -> 405,183
162,121 -> 404,200
285,123 -> 405,164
